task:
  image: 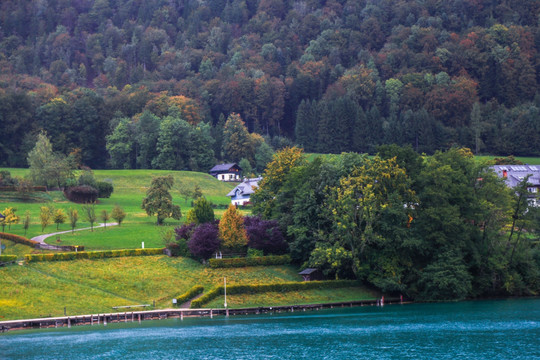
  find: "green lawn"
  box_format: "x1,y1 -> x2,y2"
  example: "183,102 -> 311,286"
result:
0,168 -> 239,249
474,155 -> 540,165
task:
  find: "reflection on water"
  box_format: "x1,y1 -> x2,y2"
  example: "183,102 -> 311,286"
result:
1,299 -> 539,360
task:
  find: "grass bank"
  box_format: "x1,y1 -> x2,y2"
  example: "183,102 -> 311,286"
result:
0,256 -> 377,321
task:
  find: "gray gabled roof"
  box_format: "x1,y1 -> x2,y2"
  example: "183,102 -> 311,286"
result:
226,177 -> 262,197
491,165 -> 540,188
209,163 -> 242,173
298,268 -> 319,275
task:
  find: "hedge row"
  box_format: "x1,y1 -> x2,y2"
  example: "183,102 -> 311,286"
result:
0,232 -> 39,247
174,285 -> 204,306
190,280 -> 357,308
25,248 -> 165,262
208,255 -> 291,268
0,255 -> 17,262
0,186 -> 47,192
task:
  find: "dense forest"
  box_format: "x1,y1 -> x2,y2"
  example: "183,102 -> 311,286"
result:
1,0 -> 540,169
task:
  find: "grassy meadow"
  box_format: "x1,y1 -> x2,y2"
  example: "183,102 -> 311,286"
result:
0,168 -> 240,250
0,254 -> 375,320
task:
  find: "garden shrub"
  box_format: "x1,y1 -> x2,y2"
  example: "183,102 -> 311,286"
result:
0,232 -> 39,247
96,181 -> 114,198
64,185 -> 98,203
175,285 -> 204,306
0,255 -> 17,262
188,222 -> 220,260
25,248 -> 164,262
244,216 -> 288,255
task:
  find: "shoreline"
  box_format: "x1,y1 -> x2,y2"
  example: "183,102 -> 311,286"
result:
0,298 -> 405,333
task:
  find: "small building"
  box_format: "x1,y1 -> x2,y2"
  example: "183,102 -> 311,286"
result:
226,177 -> 262,206
298,268 -> 324,281
492,165 -> 540,206
209,163 -> 242,182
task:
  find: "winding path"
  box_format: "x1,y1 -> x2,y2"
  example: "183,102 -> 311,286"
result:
31,223 -> 119,245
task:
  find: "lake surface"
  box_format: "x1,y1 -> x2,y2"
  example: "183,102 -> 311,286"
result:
1,298 -> 539,359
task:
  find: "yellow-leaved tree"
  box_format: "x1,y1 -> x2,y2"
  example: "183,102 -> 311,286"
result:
219,204 -> 247,251
251,146 -> 306,218
1,207 -> 19,232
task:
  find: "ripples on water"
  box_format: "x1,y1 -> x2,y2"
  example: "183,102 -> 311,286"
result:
1,299 -> 539,360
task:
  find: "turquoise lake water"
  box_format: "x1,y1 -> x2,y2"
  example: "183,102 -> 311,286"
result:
1,298 -> 539,359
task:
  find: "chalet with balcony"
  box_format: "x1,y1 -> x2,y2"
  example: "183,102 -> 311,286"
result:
209,163 -> 242,182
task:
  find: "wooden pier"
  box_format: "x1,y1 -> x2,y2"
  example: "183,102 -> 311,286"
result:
0,298 -> 406,333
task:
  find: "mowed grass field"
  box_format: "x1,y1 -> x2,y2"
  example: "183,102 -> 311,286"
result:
0,168 -> 240,250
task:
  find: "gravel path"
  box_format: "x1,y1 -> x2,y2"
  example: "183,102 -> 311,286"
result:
31,223 -> 119,244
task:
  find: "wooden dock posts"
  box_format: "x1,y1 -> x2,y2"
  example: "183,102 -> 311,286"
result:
0,298 -> 407,332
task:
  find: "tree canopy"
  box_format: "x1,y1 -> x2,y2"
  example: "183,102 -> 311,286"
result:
1,0 -> 540,169
141,175 -> 182,225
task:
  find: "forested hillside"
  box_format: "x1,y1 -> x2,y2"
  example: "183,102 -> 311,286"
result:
1,0 -> 539,169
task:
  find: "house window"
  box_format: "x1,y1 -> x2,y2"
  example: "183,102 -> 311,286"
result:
528,187 -> 538,193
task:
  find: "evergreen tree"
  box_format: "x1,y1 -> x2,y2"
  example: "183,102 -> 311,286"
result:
222,113 -> 254,163
135,111 -> 160,169
191,197 -> 215,225
295,99 -> 318,152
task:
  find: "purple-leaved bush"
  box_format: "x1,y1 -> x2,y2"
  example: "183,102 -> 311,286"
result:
188,222 -> 220,259
244,216 -> 288,255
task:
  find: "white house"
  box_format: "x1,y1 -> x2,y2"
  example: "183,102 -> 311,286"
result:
209,163 -> 242,182
226,177 -> 262,206
491,164 -> 540,207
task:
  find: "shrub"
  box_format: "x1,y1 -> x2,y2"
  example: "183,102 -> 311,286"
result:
191,197 -> 215,224
246,248 -> 264,257
175,285 -> 204,306
0,255 -> 17,262
96,181 -> 114,198
190,280 -> 357,308
0,232 -> 39,247
188,223 -> 220,260
244,216 -> 288,255
25,248 -> 164,262
64,185 -> 98,203
209,255 -> 291,268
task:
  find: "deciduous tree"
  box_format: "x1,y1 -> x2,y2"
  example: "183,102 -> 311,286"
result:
111,204 -> 126,226
219,204 -> 248,251
141,175 -> 182,225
